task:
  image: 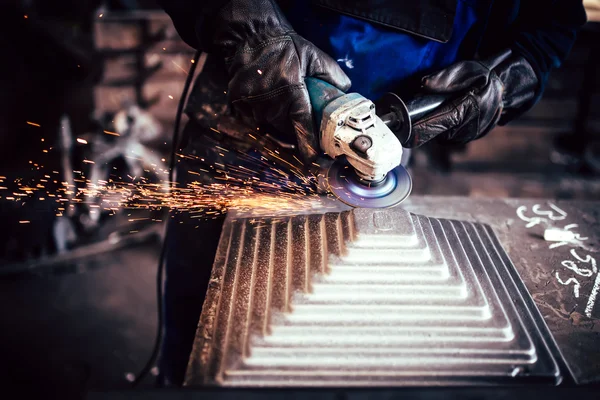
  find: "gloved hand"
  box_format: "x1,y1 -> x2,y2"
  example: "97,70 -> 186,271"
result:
408,49 -> 539,148
210,0 -> 351,162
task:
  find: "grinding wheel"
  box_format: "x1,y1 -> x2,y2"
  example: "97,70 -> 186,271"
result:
326,159 -> 412,208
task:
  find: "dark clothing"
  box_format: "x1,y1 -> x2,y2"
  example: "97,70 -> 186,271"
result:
160,0 -> 587,103
282,0 -> 483,100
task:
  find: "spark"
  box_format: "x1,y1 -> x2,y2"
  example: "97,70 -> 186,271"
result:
168,95 -> 174,100
27,121 -> 40,127
19,220 -> 30,224
104,130 -> 120,136
99,13 -> 103,18
171,60 -> 188,74
257,69 -> 263,75
1,137 -> 329,222
77,138 -> 88,144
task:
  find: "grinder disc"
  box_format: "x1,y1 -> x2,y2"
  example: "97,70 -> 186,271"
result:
326,159 -> 412,208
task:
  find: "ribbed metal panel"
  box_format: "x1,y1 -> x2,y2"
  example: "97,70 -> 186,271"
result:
186,208 -> 561,386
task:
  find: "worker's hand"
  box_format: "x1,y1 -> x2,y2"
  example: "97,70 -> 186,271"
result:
408,49 -> 539,148
211,0 -> 351,162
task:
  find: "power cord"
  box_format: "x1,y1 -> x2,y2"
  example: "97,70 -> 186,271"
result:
132,49 -> 202,387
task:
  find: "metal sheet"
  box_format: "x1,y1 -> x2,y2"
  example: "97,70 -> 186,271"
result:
186,207 -> 562,387
400,197 -> 600,384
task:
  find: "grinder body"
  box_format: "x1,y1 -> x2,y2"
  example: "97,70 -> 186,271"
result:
306,77 -> 446,208
306,78 -> 403,183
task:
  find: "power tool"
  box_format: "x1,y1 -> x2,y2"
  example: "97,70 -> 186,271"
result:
306,77 -> 447,208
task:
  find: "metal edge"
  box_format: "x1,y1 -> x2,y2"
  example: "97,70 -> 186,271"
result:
442,220 -> 541,374
184,216 -> 236,386
481,223 -> 575,385
462,221 -> 560,383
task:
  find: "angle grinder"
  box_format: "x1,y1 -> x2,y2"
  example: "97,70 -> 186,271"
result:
306,77 -> 448,208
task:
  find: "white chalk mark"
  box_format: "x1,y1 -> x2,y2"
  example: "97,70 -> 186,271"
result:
563,223 -> 589,241
544,228 -> 575,242
585,272 -> 600,318
516,205 -> 546,228
532,203 -> 567,221
555,272 -> 580,298
547,203 -> 568,220
549,241 -> 569,249
571,249 -> 597,274
561,259 -> 593,277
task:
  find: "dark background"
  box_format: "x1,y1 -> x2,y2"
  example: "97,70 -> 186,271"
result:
0,1 -> 599,399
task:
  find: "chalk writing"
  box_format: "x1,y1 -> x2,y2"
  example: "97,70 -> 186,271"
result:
555,272 -> 580,298
532,203 -> 568,221
548,224 -> 589,249
585,274 -> 600,318
516,202 -> 597,318
570,249 -> 597,273
516,203 -> 568,228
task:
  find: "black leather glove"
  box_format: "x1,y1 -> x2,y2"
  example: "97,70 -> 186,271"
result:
408,49 -> 539,148
210,0 -> 351,162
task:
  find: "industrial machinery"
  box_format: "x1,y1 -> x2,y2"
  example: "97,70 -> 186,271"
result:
307,77 -> 446,208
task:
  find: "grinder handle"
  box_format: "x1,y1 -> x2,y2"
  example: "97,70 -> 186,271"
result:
305,77 -> 346,132
405,94 -> 449,121
379,92 -> 452,147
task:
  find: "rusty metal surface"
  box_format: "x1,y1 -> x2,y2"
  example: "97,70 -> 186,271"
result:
185,204 -> 565,387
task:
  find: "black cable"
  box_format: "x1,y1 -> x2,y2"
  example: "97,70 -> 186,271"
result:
132,49 -> 202,387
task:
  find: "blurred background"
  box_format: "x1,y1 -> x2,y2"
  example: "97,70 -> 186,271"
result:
0,0 -> 599,398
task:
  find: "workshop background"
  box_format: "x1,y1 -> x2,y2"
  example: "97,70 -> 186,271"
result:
0,0 -> 599,399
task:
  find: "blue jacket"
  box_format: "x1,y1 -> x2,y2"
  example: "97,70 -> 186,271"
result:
161,0 -> 587,103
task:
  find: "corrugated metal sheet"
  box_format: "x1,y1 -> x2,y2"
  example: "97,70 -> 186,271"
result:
185,208 -> 561,386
